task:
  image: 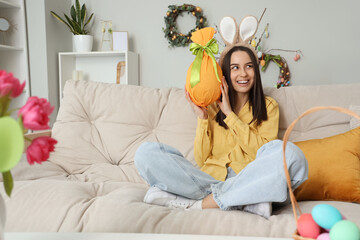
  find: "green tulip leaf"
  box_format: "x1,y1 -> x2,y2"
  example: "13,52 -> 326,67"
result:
0,117 -> 24,172
2,171 -> 14,197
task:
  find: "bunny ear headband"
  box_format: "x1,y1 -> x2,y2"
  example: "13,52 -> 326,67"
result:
219,15 -> 259,66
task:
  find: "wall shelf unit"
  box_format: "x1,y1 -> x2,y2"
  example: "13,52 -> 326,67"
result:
58,51 -> 139,101
0,0 -> 20,8
0,0 -> 30,111
0,44 -> 23,51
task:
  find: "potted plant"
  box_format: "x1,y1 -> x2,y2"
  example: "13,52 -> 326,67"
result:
51,0 -> 94,52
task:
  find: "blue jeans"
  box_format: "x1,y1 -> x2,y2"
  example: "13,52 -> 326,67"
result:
134,140 -> 308,210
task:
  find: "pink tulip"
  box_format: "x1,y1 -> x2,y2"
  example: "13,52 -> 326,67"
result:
18,96 -> 54,130
0,70 -> 25,98
26,136 -> 57,165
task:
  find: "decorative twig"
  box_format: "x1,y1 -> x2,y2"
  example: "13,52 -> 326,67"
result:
214,24 -> 226,48
256,23 -> 269,49
265,49 -> 303,56
258,8 -> 267,25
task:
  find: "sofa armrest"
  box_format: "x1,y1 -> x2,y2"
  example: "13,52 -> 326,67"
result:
24,130 -> 52,150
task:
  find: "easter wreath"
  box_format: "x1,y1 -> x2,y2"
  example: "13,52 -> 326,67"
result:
259,53 -> 290,89
163,4 -> 207,47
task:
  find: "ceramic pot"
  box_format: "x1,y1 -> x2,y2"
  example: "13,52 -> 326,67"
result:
73,35 -> 93,52
0,194 -> 5,240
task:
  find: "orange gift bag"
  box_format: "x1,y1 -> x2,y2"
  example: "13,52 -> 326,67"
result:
185,27 -> 223,107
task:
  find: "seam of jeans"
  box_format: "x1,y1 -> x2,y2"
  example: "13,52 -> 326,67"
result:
210,184 -> 229,210
159,143 -> 209,197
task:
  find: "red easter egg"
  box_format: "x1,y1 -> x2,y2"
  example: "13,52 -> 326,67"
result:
297,213 -> 321,238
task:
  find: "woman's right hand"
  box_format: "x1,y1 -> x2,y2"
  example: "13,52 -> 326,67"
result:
185,90 -> 208,119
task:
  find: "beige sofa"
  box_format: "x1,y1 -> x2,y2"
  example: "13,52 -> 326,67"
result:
2,80 -> 360,237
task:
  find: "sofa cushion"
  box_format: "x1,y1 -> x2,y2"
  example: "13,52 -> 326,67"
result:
3,179 -> 359,237
294,127 -> 360,202
52,80 -> 199,183
349,105 -> 360,129
264,84 -> 360,141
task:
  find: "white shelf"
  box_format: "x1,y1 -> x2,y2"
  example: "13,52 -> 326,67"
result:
0,0 -> 20,8
59,51 -> 129,57
0,44 -> 23,51
0,0 -> 30,111
58,51 -> 139,102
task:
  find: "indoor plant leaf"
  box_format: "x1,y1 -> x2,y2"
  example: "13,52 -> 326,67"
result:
50,11 -> 75,34
81,4 -> 86,27
65,15 -> 81,34
83,13 -> 94,29
70,19 -> 83,34
70,5 -> 77,22
75,0 -> 81,26
64,14 -> 75,28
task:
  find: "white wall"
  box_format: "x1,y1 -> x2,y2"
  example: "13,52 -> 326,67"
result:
26,0 -> 48,100
80,0 -> 360,88
26,0 -> 72,124
27,0 -> 360,114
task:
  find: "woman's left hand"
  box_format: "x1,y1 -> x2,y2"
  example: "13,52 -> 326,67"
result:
216,76 -> 232,116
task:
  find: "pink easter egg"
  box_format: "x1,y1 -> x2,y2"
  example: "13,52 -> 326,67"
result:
297,213 -> 321,238
317,233 -> 330,240
294,54 -> 300,61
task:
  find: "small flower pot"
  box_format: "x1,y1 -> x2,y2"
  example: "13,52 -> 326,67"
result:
73,35 -> 93,52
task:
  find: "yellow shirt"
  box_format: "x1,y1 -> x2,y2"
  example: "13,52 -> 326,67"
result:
194,96 -> 279,181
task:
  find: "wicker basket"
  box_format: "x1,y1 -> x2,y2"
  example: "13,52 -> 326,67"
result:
281,106 -> 360,240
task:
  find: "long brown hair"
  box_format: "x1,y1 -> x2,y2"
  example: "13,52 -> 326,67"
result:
216,46 -> 268,129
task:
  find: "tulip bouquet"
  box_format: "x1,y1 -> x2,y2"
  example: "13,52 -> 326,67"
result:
0,70 -> 57,197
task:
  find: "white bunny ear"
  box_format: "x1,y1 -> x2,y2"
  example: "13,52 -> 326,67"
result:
239,15 -> 258,42
219,17 -> 238,45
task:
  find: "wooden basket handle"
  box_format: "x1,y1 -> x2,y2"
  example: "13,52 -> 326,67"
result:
282,106 -> 360,222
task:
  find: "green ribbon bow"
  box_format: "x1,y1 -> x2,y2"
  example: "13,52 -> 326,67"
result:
189,38 -> 221,88
261,54 -> 282,72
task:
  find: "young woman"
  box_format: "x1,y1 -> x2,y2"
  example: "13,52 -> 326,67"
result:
134,46 -> 308,218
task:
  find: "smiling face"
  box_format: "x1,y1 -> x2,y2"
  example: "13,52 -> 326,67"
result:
230,50 -> 255,98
